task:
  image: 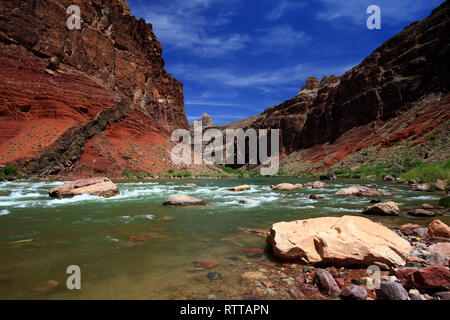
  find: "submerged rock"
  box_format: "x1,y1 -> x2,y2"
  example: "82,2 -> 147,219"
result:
271,183 -> 302,191
49,177 -> 119,198
163,195 -> 209,206
363,202 -> 400,216
241,271 -> 267,281
267,215 -> 411,269
228,185 -> 251,192
32,280 -> 59,294
185,183 -> 197,187
236,228 -> 268,238
194,260 -> 219,269
128,235 -> 150,243
422,203 -> 434,209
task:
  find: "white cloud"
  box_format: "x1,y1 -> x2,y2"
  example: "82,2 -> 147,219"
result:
134,0 -> 249,57
171,62 -> 351,93
317,0 -> 444,25
266,0 -> 306,20
256,25 -> 310,51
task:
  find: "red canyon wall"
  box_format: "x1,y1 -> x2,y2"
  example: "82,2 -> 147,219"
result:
0,0 -> 188,177
230,1 -> 449,171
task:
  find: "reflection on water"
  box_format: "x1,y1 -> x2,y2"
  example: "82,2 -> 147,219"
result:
0,178 -> 448,299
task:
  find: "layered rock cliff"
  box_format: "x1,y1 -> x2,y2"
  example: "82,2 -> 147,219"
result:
0,0 -> 188,177
224,1 -> 450,172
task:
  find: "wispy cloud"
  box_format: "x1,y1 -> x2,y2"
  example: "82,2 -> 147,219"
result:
316,0 -> 443,25
171,62 -> 352,93
266,0 -> 306,20
132,0 -> 249,57
255,25 -> 310,52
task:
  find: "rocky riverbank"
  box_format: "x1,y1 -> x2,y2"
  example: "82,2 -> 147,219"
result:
232,218 -> 450,300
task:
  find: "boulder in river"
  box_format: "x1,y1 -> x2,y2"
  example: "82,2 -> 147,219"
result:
363,202 -> 400,216
407,209 -> 436,217
335,186 -> 392,197
49,177 -> 119,198
306,181 -> 326,189
434,179 -> 447,192
267,215 -> 411,269
271,183 -> 302,191
413,183 -> 431,192
163,195 -> 209,206
228,185 -> 251,192
185,183 -> 197,187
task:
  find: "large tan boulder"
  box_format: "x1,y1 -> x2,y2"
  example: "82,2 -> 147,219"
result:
267,216 -> 411,269
335,186 -> 392,197
163,195 -> 209,206
228,185 -> 251,192
271,183 -> 303,191
49,177 -> 120,198
363,202 -> 400,216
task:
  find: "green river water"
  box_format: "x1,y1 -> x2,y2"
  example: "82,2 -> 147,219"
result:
0,177 -> 448,299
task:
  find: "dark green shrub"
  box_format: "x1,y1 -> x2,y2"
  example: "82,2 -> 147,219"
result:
439,197 -> 450,208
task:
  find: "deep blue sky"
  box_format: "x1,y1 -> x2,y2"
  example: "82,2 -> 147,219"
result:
128,0 -> 444,125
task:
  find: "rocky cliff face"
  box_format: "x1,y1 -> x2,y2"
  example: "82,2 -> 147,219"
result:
227,1 -> 449,172
0,0 -> 188,177
189,113 -> 215,131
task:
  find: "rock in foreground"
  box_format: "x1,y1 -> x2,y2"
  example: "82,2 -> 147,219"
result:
376,281 -> 409,300
427,220 -> 450,238
49,177 -> 119,198
163,195 -> 209,207
267,216 -> 411,269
